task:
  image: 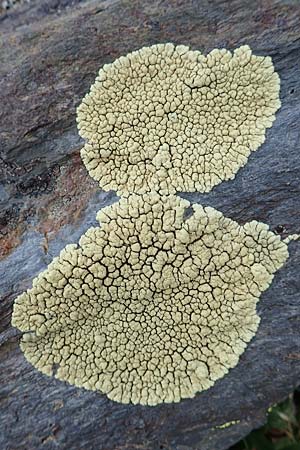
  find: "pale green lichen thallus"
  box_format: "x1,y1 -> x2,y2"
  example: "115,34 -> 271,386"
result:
12,195 -> 292,405
77,43 -> 280,195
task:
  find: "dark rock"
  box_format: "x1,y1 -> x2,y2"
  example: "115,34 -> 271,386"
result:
0,1 -> 299,449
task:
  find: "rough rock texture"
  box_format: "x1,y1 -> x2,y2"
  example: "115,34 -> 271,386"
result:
0,1 -> 299,449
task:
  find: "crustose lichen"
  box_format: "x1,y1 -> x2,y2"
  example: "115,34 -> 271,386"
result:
77,43 -> 280,195
12,194 -> 292,405
11,42 -> 297,406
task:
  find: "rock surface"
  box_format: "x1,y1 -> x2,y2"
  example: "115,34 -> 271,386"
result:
0,1 -> 299,449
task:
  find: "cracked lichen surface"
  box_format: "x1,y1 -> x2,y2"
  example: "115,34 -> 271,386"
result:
77,43 -> 280,195
12,194 -> 290,405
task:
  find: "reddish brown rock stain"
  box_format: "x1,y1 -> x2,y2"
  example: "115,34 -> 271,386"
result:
0,152 -> 98,260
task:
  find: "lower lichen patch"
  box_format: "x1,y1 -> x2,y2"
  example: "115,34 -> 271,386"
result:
12,194 -> 291,405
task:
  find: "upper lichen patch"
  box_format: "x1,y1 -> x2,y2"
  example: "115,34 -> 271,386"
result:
12,194 -> 289,405
77,43 -> 280,195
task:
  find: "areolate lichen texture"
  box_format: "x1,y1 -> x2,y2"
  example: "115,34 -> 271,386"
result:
12,195 -> 290,405
77,43 -> 280,195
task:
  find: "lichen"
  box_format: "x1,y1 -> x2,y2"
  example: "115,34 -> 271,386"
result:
215,420 -> 240,429
12,194 -> 290,405
77,43 -> 280,195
